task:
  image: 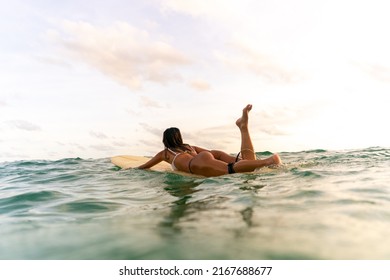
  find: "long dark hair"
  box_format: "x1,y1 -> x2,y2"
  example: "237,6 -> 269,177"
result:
163,127 -> 192,152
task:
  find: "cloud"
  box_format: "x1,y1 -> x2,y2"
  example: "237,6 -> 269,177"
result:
140,96 -> 163,108
162,0 -> 305,84
215,41 -> 303,84
354,62 -> 390,83
184,125 -> 236,148
189,79 -> 211,91
52,21 -> 191,90
7,120 -> 42,131
259,125 -> 289,136
161,0 -> 242,22
111,140 -> 128,147
139,122 -> 163,138
90,144 -> 114,151
0,151 -> 29,160
89,131 -> 109,139
34,55 -> 72,69
68,142 -> 87,151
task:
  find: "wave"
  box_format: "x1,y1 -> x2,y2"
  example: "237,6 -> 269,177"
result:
1,147 -> 390,259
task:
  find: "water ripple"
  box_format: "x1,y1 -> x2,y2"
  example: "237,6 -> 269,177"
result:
1,148 -> 390,259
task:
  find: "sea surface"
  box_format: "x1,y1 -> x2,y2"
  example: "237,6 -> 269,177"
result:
1,147 -> 389,260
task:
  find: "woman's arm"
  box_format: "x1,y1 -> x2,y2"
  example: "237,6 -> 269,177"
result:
137,150 -> 165,169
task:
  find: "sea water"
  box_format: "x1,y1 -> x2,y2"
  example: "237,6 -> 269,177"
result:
0,147 -> 389,260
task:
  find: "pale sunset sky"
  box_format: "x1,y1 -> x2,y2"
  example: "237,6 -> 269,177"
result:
1,0 -> 389,162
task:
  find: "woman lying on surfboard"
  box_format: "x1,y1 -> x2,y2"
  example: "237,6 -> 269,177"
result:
137,104 -> 282,177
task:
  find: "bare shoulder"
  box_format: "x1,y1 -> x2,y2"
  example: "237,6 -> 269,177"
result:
156,150 -> 166,160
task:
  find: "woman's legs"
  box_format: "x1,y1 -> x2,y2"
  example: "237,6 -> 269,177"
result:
189,104 -> 282,177
233,154 -> 282,173
209,105 -> 257,163
210,150 -> 236,163
236,104 -> 256,160
232,104 -> 282,173
190,151 -> 282,177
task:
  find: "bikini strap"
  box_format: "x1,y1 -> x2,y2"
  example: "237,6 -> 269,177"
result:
188,158 -> 194,174
167,148 -> 178,155
227,162 -> 236,174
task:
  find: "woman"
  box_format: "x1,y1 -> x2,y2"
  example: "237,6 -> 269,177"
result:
137,104 -> 282,177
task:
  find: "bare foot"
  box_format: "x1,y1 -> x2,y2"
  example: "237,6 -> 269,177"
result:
236,104 -> 252,130
271,154 -> 282,165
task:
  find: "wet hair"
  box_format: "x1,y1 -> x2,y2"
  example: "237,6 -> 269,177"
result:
163,127 -> 192,152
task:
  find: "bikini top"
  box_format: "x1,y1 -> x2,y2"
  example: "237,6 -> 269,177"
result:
167,146 -> 196,171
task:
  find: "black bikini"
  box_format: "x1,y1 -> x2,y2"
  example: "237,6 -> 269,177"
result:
227,162 -> 236,174
227,152 -> 241,174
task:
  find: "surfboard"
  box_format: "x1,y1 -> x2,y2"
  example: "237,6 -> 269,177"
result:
111,155 -> 202,177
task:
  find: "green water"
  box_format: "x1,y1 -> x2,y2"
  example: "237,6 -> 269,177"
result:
1,147 -> 390,259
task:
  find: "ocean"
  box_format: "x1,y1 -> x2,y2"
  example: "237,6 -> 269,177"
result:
0,147 -> 389,260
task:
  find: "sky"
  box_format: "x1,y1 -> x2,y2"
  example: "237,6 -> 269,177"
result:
1,0 -> 389,162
